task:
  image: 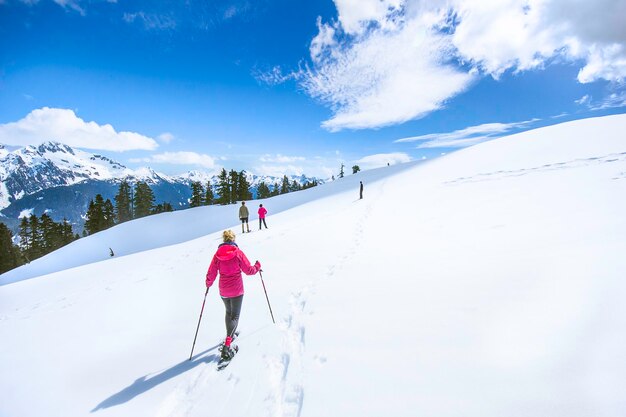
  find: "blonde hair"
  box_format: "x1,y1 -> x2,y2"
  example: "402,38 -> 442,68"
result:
222,229 -> 236,243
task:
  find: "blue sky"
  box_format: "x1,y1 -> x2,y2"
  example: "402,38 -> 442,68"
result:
1,0 -> 625,178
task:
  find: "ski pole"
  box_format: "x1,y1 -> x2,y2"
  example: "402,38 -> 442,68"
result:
259,270 -> 275,324
189,287 -> 209,360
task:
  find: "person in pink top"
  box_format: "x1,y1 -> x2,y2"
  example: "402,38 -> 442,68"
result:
258,203 -> 268,230
206,229 -> 261,360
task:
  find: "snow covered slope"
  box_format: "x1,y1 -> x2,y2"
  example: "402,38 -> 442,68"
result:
0,161 -> 413,285
1,114 -> 625,417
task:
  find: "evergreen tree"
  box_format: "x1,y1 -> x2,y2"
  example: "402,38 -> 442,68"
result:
29,214 -> 43,260
134,181 -> 155,218
84,200 -> 97,235
190,181 -> 205,207
40,213 -> 60,252
229,170 -> 239,203
257,182 -> 271,199
289,180 -> 301,192
204,182 -> 214,205
0,223 -> 22,274
280,175 -> 290,194
18,217 -> 31,255
217,168 -> 230,205
352,165 -> 361,174
103,199 -> 115,229
153,202 -> 174,213
60,218 -> 75,246
271,182 -> 280,197
303,179 -> 318,190
339,163 -> 345,178
115,179 -> 133,223
85,195 -> 105,235
237,170 -> 252,201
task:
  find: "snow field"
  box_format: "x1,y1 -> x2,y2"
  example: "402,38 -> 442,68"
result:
1,114 -> 626,417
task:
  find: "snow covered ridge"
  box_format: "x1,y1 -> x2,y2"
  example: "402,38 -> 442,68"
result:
0,142 -> 323,233
0,141 -> 134,210
0,141 -> 324,211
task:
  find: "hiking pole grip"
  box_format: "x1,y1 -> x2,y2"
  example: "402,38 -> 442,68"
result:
259,270 -> 276,324
189,287 -> 209,360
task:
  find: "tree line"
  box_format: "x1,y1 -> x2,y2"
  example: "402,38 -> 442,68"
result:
84,180 -> 174,235
1,171 -> 321,274
189,169 -> 319,207
0,214 -> 78,274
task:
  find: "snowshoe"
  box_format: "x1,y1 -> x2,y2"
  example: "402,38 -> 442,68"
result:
217,345 -> 238,371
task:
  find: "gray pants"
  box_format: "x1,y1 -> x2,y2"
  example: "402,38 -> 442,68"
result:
222,295 -> 243,338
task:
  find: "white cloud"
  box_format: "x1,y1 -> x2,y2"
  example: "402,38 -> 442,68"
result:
222,4 -> 249,20
133,151 -> 217,169
0,107 -> 158,152
254,155 -> 338,179
259,154 -> 306,163
396,119 -> 539,148
333,0 -> 405,35
255,164 -> 307,178
445,0 -> 626,83
20,0 -> 85,14
575,92 -> 626,110
355,152 -> 412,169
53,0 -> 84,14
123,12 -> 176,30
310,17 -> 339,62
575,95 -> 592,106
301,13 -> 473,131
158,132 -> 175,144
292,0 -> 626,131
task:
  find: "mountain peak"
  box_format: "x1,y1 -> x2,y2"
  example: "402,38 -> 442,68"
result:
37,141 -> 75,155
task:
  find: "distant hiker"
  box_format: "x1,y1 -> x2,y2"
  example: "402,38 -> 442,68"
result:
359,181 -> 364,199
206,230 -> 261,362
239,201 -> 250,233
258,204 -> 268,230
109,248 -> 115,257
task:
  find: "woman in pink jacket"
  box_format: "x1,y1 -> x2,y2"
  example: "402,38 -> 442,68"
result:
206,229 -> 261,360
258,203 -> 268,230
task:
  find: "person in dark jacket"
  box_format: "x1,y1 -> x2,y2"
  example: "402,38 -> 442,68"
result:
359,181 -> 364,199
206,230 -> 261,360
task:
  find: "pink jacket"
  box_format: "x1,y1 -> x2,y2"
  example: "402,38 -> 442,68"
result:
258,207 -> 267,219
206,243 -> 260,297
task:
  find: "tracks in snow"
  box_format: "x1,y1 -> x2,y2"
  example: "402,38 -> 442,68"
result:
150,182 -> 384,417
266,180 -> 382,417
445,151 -> 626,185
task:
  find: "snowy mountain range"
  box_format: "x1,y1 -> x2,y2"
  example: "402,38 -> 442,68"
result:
0,142 -> 322,232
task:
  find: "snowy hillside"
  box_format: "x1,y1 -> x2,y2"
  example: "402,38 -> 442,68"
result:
1,114 -> 625,417
0,161 -> 414,285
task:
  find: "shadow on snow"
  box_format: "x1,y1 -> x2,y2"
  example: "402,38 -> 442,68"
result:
91,343 -> 221,412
